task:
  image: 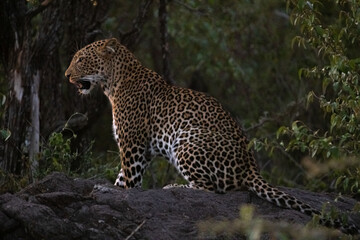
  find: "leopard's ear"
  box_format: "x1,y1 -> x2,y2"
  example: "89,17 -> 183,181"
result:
97,38 -> 118,57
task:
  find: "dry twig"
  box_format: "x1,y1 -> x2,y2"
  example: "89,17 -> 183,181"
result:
125,220 -> 146,240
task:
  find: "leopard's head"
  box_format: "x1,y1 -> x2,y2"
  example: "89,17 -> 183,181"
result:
65,38 -> 119,94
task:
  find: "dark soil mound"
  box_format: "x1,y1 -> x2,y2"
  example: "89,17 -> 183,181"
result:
0,172 -> 358,239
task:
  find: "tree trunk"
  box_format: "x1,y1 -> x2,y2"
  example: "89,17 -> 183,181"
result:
0,0 -> 110,180
0,1 -> 36,177
159,0 -> 173,85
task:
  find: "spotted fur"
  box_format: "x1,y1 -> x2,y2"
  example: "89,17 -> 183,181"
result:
65,38 -> 359,234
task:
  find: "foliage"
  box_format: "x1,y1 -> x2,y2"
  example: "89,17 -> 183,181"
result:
198,204 -> 346,240
299,156 -> 360,196
167,0 -> 304,125
0,170 -> 29,194
249,0 -> 360,193
37,132 -> 78,178
287,0 -> 360,190
285,0 -> 360,158
78,150 -> 119,182
335,168 -> 360,197
37,130 -> 120,182
143,157 -> 187,189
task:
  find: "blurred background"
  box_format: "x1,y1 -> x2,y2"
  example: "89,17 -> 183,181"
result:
0,0 -> 359,197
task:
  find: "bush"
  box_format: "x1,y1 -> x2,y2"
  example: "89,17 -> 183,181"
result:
251,0 -> 360,194
37,132 -> 79,178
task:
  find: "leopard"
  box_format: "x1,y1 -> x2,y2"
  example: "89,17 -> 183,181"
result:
65,38 -> 359,234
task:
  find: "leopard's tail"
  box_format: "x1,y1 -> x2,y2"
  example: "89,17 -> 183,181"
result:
246,174 -> 359,235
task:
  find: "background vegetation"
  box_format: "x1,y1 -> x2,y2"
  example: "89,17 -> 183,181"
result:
0,0 -> 359,201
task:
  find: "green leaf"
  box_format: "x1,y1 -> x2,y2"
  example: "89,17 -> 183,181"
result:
298,68 -> 305,80
306,91 -> 314,109
291,121 -> 299,132
335,176 -> 345,189
247,138 -> 255,150
0,129 -> 11,141
348,58 -> 360,70
276,126 -> 287,139
344,178 -> 349,191
322,78 -> 330,94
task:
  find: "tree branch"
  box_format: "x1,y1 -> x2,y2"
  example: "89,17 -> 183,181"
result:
125,220 -> 146,240
173,0 -> 207,15
120,0 -> 153,50
244,98 -> 305,133
25,0 -> 53,20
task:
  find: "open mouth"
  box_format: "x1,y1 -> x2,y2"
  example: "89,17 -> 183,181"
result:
75,79 -> 91,90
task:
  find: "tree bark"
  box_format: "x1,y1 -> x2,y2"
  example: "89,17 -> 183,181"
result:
0,1 -> 41,177
120,0 -> 153,51
0,0 -> 110,180
159,0 -> 173,85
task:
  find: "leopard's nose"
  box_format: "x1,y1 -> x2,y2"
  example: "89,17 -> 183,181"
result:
65,72 -> 71,79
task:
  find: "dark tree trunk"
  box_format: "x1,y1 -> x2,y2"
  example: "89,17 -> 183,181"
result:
0,0 -> 110,181
36,0 -> 65,138
0,0 -> 43,177
159,0 -> 173,85
120,0 -> 153,51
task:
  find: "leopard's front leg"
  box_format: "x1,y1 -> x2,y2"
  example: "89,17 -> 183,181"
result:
114,168 -> 125,187
114,144 -> 150,188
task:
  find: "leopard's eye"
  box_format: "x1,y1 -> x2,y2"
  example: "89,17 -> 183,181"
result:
76,56 -> 85,63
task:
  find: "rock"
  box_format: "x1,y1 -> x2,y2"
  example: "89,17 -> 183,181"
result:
0,172 -> 359,239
